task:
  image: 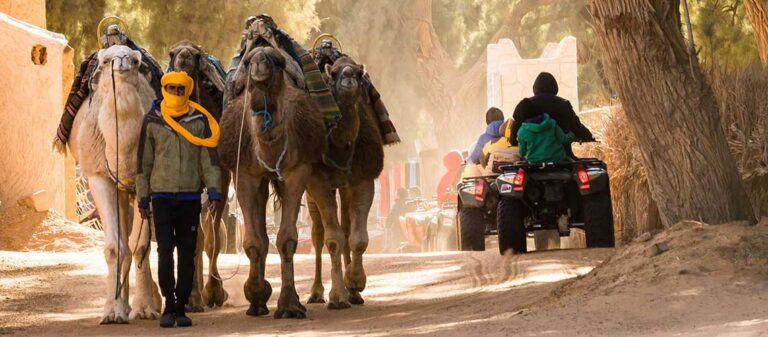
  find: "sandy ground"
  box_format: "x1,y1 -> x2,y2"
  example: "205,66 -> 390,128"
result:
1,220 -> 768,337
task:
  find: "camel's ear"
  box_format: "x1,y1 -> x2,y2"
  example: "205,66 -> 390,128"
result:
324,64 -> 332,77
131,50 -> 142,64
361,64 -> 368,77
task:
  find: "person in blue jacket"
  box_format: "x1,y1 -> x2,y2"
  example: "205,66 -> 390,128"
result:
468,107 -> 505,164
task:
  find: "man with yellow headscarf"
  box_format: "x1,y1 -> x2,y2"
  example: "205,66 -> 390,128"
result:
136,71 -> 222,328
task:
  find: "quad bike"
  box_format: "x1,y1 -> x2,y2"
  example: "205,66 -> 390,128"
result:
495,158 -> 615,254
456,175 -> 500,251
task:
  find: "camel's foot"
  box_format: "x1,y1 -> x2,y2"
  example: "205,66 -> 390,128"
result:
326,287 -> 351,310
246,302 -> 270,317
344,267 -> 367,294
275,287 -> 307,319
244,278 -> 272,317
327,298 -> 352,310
203,278 -> 229,308
100,298 -> 131,324
348,289 -> 365,305
307,291 -> 326,304
187,288 -> 205,313
129,293 -> 161,320
186,301 -> 205,313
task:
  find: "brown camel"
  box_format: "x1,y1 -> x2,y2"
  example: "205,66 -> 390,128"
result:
167,40 -> 229,311
218,46 -> 351,317
306,57 -> 385,306
65,45 -> 162,323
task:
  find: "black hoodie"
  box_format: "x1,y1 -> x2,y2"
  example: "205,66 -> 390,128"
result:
510,72 -> 594,158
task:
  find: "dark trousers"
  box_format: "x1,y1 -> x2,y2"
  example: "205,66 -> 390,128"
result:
152,198 -> 200,308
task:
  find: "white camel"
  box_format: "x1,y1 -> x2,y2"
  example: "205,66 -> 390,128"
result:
65,45 -> 162,323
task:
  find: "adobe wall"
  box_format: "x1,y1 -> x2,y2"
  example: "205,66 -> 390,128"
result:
0,0 -> 46,28
0,13 -> 72,213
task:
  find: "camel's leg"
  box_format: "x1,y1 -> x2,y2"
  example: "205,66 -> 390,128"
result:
203,171 -> 231,308
239,175 -> 272,317
188,221 -> 205,312
306,178 -> 350,310
274,167 -> 310,319
89,176 -> 131,324
343,180 -> 374,305
339,189 -> 352,268
127,190 -> 161,320
306,196 -> 326,304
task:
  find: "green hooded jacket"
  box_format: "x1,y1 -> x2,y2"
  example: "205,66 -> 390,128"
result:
517,113 -> 575,164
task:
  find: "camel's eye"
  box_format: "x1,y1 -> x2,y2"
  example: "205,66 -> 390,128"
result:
103,59 -> 110,64
133,59 -> 139,65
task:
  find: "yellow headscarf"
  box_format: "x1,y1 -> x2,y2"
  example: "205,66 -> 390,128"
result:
160,71 -> 220,148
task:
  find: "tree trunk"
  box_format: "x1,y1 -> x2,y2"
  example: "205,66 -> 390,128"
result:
588,0 -> 755,226
745,0 -> 768,65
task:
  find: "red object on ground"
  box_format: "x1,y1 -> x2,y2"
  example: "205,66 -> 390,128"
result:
437,150 -> 463,207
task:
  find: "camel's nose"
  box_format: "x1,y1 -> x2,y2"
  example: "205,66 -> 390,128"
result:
113,56 -> 135,72
340,66 -> 358,88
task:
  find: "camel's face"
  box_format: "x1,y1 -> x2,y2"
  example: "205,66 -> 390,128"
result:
97,45 -> 142,78
246,47 -> 286,84
327,60 -> 365,104
170,43 -> 201,76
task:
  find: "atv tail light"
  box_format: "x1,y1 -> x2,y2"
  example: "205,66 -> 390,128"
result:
513,168 -> 525,192
577,165 -> 591,190
474,179 -> 485,202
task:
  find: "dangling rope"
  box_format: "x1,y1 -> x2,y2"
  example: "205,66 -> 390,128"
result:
110,59 -> 124,301
207,62 -> 254,282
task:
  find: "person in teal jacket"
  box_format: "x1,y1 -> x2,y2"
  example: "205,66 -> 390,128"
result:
517,109 -> 576,164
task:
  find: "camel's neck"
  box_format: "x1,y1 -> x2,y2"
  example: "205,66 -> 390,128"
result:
99,76 -> 143,121
331,99 -> 362,146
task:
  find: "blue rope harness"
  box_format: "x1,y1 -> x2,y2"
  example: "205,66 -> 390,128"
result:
247,51 -> 288,181
250,52 -> 277,132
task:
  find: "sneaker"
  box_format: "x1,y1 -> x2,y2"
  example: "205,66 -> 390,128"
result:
159,312 -> 176,328
175,303 -> 192,327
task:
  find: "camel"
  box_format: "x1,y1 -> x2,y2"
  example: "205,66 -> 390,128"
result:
167,40 -> 229,311
218,46 -> 351,317
65,45 -> 162,323
306,57 -> 385,306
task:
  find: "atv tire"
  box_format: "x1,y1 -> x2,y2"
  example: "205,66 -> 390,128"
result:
497,197 -> 527,255
583,189 -> 615,248
459,207 -> 486,251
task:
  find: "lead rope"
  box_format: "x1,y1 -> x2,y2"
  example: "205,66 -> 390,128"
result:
110,59 -> 123,301
207,62 -> 253,282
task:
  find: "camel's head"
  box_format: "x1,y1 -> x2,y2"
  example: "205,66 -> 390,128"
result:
243,46 -> 286,88
93,45 -> 142,89
326,57 -> 366,106
169,40 -> 203,77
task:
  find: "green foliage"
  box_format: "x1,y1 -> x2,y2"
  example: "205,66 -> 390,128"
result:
432,0 -> 513,68
688,0 -> 760,67
46,0 -> 107,64
48,0 -> 320,67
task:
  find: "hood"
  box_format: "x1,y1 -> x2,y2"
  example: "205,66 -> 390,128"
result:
533,72 -> 559,95
485,120 -> 504,138
521,113 -> 555,133
442,150 -> 463,170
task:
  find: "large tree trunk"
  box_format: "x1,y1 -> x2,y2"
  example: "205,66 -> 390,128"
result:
745,0 -> 768,65
588,0 -> 755,226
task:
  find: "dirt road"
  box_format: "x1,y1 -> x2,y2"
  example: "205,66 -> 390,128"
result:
2,223 -> 768,337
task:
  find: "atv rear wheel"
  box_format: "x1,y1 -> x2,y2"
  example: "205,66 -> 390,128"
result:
497,197 -> 526,255
583,190 -> 615,248
459,207 -> 486,251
